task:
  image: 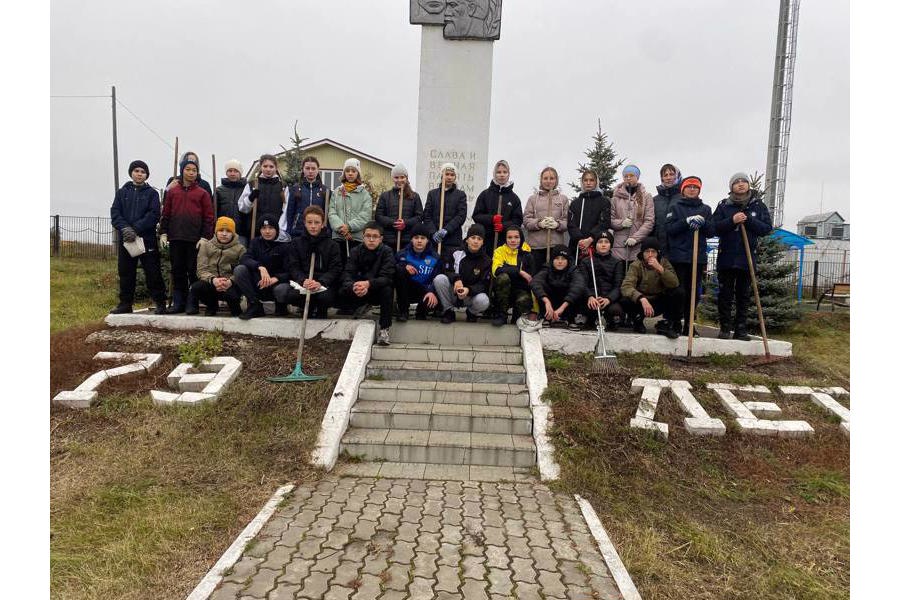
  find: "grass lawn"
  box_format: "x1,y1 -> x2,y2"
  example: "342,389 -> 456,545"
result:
545,312 -> 850,600
50,258 -> 118,333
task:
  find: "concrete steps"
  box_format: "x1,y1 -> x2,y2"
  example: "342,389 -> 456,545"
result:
357,380 -> 529,407
350,400 -> 533,435
371,343 -> 523,365
367,360 -> 526,384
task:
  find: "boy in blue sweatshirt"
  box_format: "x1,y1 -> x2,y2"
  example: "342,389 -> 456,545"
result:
394,223 -> 442,321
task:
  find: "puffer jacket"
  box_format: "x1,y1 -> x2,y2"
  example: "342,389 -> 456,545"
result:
472,181 -> 523,252
423,184 -> 468,248
491,242 -> 536,292
664,197 -> 715,264
240,230 -> 291,281
237,176 -> 286,239
214,178 -> 247,223
341,243 -> 396,293
283,177 -> 329,236
375,187 -> 424,248
447,246 -> 492,297
329,184 -> 374,243
159,181 -> 214,243
711,190 -> 773,270
579,252 -> 625,303
610,182 -> 655,262
531,262 -> 586,306
620,256 -> 679,302
567,190 -> 612,255
653,184 -> 682,256
196,235 -> 246,283
110,181 -> 161,248
523,189 -> 570,250
284,229 -> 343,289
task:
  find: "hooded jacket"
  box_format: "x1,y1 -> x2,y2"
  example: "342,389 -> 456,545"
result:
423,184 -> 468,248
492,241 -> 536,292
579,252 -> 625,303
110,181 -> 161,247
531,249 -> 587,305
711,190 -> 773,270
447,246 -> 493,297
283,177 -> 329,237
664,196 -> 715,265
653,182 -> 682,255
196,234 -> 246,283
238,176 -> 286,235
341,242 -> 396,293
240,228 -> 291,281
159,181 -> 215,243
567,189 -> 612,254
472,181 -> 524,251
328,183 -> 374,243
165,175 -> 212,199
284,229 -> 343,289
523,189 -> 570,249
620,255 -> 679,302
610,182 -> 656,262
396,238 -> 443,292
214,178 -> 247,224
375,187 -> 425,248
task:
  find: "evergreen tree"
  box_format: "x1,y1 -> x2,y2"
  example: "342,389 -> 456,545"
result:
569,119 -> 625,196
278,120 -> 308,186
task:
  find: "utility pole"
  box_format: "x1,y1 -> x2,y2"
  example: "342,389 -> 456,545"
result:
111,85 -> 120,192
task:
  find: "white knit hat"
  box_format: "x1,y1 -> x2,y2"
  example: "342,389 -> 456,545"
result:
391,163 -> 408,177
343,157 -> 361,173
224,159 -> 242,173
440,163 -> 457,175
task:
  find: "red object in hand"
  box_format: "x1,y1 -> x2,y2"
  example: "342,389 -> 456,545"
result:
492,214 -> 502,225
493,219 -> 503,233
394,220 -> 405,231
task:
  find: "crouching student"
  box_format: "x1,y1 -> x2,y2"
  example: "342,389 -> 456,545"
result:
109,159 -> 167,315
340,222 -> 396,345
619,237 -> 682,338
186,217 -> 246,316
433,224 -> 492,324
274,206 -> 342,319
665,176 -> 715,335
530,245 -> 586,328
578,231 -> 625,331
395,223 -> 442,322
233,214 -> 291,320
491,225 -> 538,327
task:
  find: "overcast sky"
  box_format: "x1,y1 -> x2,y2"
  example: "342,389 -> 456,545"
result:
50,0 -> 850,230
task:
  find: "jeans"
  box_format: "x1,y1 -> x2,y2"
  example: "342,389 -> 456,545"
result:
233,264 -> 278,305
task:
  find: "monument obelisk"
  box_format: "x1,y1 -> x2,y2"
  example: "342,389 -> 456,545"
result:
410,1 -> 502,220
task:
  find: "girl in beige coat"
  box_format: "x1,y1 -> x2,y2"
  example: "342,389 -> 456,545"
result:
610,164 -> 655,262
523,166 -> 570,265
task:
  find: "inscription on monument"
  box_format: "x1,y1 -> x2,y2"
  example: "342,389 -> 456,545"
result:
410,0 -> 503,40
426,148 -> 478,198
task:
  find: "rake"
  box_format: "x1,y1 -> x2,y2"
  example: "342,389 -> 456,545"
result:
268,253 -> 327,382
587,247 -> 619,373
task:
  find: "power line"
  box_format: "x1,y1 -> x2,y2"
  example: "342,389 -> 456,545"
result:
115,97 -> 175,152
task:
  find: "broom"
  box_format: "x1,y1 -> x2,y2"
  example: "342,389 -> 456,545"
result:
587,247 -> 619,373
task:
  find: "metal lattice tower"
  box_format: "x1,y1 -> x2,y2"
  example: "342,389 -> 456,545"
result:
764,0 -> 801,228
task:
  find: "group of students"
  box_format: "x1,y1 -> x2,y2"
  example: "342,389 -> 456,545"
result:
109,152 -> 772,345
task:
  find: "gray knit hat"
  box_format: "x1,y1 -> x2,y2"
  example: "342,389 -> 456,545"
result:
729,172 -> 751,190
391,163 -> 408,177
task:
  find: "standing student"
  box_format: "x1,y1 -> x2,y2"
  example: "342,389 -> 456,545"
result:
424,163 -> 468,268
214,159 -> 246,223
610,164 -> 655,262
281,156 -> 329,238
237,154 -> 286,244
578,231 -> 625,330
568,168 -> 612,260
109,159 -> 167,315
340,222 -> 397,345
711,172 -> 773,340
329,158 -> 373,261
665,176 -> 715,335
274,206 -> 343,319
523,166 -> 569,265
433,223 -> 493,324
159,156 -> 215,313
530,245 -> 586,328
652,163 -> 683,257
394,223 -> 442,322
186,216 -> 246,316
164,151 -> 213,198
472,159 -> 523,256
619,237 -> 682,338
375,163 -> 424,251
491,225 -> 537,326
233,214 -> 291,320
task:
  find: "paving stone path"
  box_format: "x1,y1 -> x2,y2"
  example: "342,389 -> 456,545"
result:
210,475 -> 623,600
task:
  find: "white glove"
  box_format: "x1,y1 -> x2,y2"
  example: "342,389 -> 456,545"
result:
159,233 -> 169,248
621,218 -> 633,229
625,237 -> 637,247
539,216 -> 559,230
687,215 -> 705,230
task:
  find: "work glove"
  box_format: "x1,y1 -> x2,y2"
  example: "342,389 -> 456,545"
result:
432,228 -> 447,243
121,226 -> 137,243
539,216 -> 558,230
249,189 -> 260,201
625,237 -> 637,247
493,220 -> 504,233
159,233 -> 169,248
687,215 -> 705,230
621,217 -> 633,229
394,219 -> 405,231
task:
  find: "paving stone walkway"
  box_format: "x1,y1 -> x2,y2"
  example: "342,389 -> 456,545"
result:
210,475 -> 623,600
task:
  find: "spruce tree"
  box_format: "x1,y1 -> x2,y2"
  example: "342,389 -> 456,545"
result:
279,120 -> 308,186
569,119 -> 625,196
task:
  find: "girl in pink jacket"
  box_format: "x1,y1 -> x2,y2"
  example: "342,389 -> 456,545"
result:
610,164 -> 655,262
523,166 -> 570,266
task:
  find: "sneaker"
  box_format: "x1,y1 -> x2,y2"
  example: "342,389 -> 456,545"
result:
574,314 -> 587,328
109,303 -> 132,314
377,328 -> 391,345
491,313 -> 507,327
733,329 -> 751,341
441,309 -> 456,324
550,319 -> 568,329
465,310 -> 478,323
516,315 -> 543,333
632,319 -> 646,334
239,302 -> 266,320
352,303 -> 371,319
568,320 -> 582,331
718,329 -> 732,339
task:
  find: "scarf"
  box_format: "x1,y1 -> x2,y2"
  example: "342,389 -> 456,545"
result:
343,182 -> 359,193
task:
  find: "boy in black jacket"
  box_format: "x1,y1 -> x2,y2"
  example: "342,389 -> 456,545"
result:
568,169 -> 612,260
578,231 -> 625,331
340,222 -> 397,345
531,245 -> 586,328
274,206 -> 342,319
109,160 -> 167,315
233,214 -> 291,320
433,223 -> 493,323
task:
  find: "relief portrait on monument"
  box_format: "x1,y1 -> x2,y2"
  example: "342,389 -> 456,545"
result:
410,0 -> 502,40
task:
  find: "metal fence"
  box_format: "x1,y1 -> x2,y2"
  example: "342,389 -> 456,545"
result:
49,215 -> 117,259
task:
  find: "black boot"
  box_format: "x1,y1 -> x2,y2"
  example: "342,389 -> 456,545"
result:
396,308 -> 409,323
227,299 -> 243,317
240,301 -> 265,320
718,329 -> 732,339
109,303 -> 132,314
656,320 -> 679,339
154,301 -> 167,315
185,291 -> 200,315
167,290 -> 186,314
733,327 -> 751,341
441,309 -> 456,324
274,302 -> 290,317
491,312 -> 507,327
414,302 -> 429,321
632,316 -> 646,334
466,310 -> 478,323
